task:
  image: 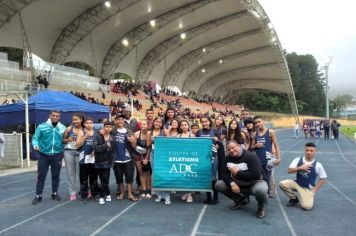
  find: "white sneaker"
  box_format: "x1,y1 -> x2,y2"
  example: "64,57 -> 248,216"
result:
105,195 -> 112,202
140,193 -> 146,199
99,198 -> 105,205
155,196 -> 163,202
165,197 -> 171,205
145,193 -> 152,199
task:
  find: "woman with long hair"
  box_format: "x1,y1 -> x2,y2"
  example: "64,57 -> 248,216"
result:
196,116 -> 220,205
133,120 -> 152,199
76,117 -> 98,203
149,117 -> 171,205
178,119 -> 195,203
163,108 -> 176,129
63,113 -> 84,201
214,115 -> 227,180
227,119 -> 248,150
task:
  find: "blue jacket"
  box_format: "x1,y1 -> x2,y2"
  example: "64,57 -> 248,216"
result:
32,119 -> 66,155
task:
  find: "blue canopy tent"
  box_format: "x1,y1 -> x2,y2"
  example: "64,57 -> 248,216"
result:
0,90 -> 109,127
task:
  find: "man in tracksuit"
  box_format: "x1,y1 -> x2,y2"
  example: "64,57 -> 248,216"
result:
32,110 -> 66,205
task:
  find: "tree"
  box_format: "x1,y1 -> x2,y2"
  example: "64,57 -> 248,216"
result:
0,47 -> 23,67
286,52 -> 326,116
330,94 -> 353,116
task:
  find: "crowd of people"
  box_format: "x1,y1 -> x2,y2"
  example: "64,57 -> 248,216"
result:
301,119 -> 341,140
30,107 -> 327,220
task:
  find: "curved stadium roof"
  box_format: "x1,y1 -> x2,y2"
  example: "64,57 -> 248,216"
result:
0,0 -> 298,115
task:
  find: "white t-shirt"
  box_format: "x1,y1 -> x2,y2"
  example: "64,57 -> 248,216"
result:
294,124 -> 300,130
289,157 -> 327,179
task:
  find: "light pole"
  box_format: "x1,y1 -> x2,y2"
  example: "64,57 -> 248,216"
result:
323,57 -> 333,119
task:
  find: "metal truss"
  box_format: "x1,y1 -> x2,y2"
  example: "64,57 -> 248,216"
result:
197,62 -> 279,94
49,0 -> 141,64
101,0 -> 217,79
89,32 -> 98,76
212,78 -> 285,99
0,0 -> 34,28
18,11 -> 33,68
135,10 -> 248,83
242,0 -> 299,120
182,44 -> 270,91
162,28 -> 262,88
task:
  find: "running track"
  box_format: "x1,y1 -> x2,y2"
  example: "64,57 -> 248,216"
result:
0,129 -> 355,236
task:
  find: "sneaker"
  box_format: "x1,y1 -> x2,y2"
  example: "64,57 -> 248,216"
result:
69,194 -> 77,201
165,197 -> 171,205
181,193 -> 188,201
32,195 -> 42,205
140,193 -> 146,199
80,198 -> 87,204
286,198 -> 299,207
99,198 -> 105,205
105,195 -> 112,202
155,196 -> 163,202
186,194 -> 193,203
51,192 -> 61,201
268,191 -> 275,198
256,207 -> 266,219
145,193 -> 152,199
230,198 -> 249,210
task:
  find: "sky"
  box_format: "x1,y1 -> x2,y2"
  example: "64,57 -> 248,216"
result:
259,0 -> 356,99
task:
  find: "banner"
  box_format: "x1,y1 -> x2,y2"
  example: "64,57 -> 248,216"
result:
153,137 -> 212,191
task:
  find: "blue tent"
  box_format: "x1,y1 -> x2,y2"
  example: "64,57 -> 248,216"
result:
0,90 -> 110,127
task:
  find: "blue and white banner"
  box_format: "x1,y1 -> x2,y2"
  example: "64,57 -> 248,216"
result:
153,137 -> 212,191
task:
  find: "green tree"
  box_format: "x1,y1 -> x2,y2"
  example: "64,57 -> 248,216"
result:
286,52 -> 326,116
0,47 -> 23,67
330,94 -> 353,116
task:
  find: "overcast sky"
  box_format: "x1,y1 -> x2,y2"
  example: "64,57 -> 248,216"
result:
259,0 -> 356,98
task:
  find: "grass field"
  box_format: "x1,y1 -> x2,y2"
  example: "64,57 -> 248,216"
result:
340,125 -> 356,140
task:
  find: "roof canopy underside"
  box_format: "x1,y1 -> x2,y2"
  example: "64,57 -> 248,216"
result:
0,0 -> 297,104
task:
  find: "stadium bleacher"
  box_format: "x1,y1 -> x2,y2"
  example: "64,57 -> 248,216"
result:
0,52 -> 241,120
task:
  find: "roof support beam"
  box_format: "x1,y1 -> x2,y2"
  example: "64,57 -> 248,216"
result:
135,10 -> 248,83
0,0 -> 34,28
161,28 -> 262,88
182,45 -> 271,91
101,0 -> 218,79
49,0 -> 141,64
197,62 -> 279,95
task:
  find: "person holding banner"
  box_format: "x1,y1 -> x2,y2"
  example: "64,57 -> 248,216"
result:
215,140 -> 268,219
76,117 -> 98,204
150,117 -> 171,205
196,116 -> 220,205
178,119 -> 195,203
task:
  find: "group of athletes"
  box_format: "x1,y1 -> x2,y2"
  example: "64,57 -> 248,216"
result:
31,107 -> 327,219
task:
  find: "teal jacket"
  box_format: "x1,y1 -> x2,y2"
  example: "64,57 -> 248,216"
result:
32,119 -> 66,155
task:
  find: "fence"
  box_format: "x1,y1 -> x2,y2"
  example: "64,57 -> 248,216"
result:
0,133 -> 23,168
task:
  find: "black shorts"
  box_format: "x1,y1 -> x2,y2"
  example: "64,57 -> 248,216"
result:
113,161 -> 134,184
